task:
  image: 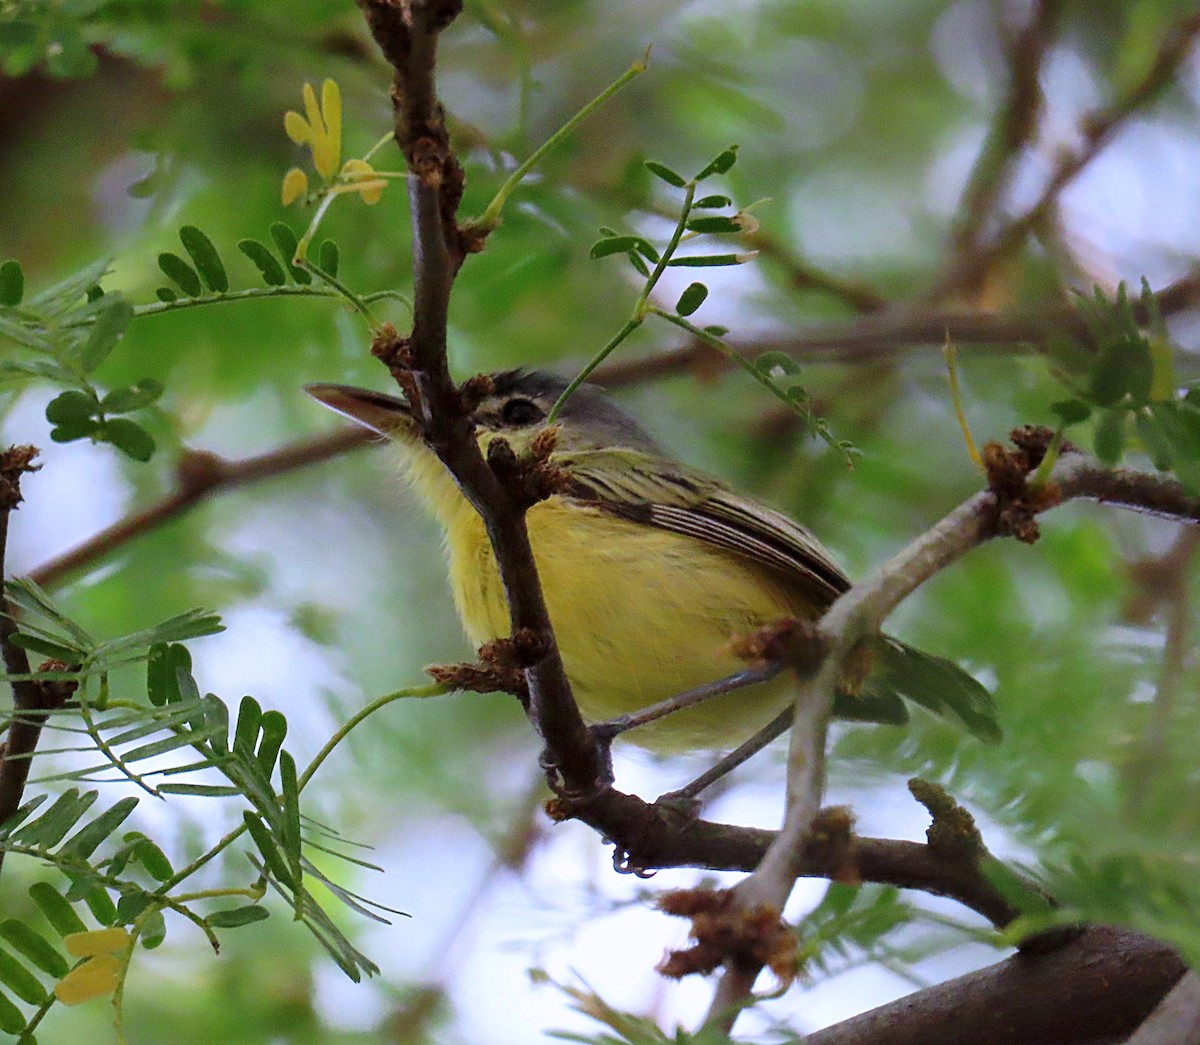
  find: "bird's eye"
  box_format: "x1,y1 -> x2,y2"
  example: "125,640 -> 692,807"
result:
501,397 -> 544,426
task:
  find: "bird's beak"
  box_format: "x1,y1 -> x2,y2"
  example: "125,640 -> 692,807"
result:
304,383 -> 415,438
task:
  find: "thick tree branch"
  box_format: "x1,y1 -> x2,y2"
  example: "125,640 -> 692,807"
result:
805,926 -> 1185,1045
0,446 -> 66,874
360,0 -> 607,794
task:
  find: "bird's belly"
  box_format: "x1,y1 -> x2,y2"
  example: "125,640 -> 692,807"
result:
446,498 -> 804,751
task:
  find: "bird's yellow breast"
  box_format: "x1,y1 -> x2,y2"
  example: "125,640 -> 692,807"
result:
400,443 -> 804,751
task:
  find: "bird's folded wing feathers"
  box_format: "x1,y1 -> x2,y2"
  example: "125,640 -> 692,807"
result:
558,448 -> 849,606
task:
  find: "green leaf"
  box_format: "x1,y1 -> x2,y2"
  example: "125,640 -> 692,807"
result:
685,216 -> 740,234
178,226 -> 228,293
1094,409 -> 1126,464
666,253 -> 752,267
115,893 -> 152,924
147,643 -> 187,707
0,948 -> 45,1005
755,351 -> 802,377
279,751 -> 301,861
590,236 -> 658,261
0,358 -> 75,383
626,250 -> 650,278
139,909 -> 166,949
256,711 -> 288,778
0,921 -> 66,979
1090,338 -> 1152,408
0,260 -> 23,307
58,798 -> 139,861
1050,399 -> 1092,425
243,813 -> 294,887
49,419 -> 101,444
675,282 -> 708,317
643,160 -> 687,188
0,796 -> 47,838
102,418 -> 155,462
695,145 -> 738,180
317,240 -> 340,278
13,789 -> 97,848
28,884 -> 85,937
78,297 -> 133,373
233,696 -> 263,754
135,840 -> 173,882
0,990 -> 24,1036
7,633 -> 82,661
155,287 -> 178,303
269,223 -> 310,284
30,259 -> 110,314
156,252 -> 202,298
156,783 -> 241,797
202,695 -> 229,756
82,884 -> 117,926
1136,410 -> 1174,470
45,390 -> 99,425
237,240 -> 287,287
101,379 -> 164,414
693,194 -> 733,209
207,905 -> 269,929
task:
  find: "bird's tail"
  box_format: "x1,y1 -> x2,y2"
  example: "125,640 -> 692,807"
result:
833,636 -> 1000,743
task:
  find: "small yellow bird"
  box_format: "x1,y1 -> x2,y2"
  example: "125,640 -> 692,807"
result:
307,371 -> 997,752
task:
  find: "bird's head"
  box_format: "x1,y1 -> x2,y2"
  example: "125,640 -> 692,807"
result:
305,369 -> 660,457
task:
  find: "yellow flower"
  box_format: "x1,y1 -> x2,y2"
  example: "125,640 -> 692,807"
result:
55,928 -> 131,1005
284,79 -> 342,183
282,167 -> 309,206
339,159 -> 386,205
55,954 -> 120,1005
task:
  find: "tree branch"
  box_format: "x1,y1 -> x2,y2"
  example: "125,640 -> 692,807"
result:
943,0 -> 1063,267
0,446 -> 67,874
805,926 -> 1185,1045
27,427 -> 375,590
933,13 -> 1200,302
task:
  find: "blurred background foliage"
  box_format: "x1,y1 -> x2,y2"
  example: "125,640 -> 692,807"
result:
2,0 -> 1200,1041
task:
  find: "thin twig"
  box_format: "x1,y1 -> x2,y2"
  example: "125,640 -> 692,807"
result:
27,427 -> 375,589
943,0 -> 1064,267
933,13 -> 1200,302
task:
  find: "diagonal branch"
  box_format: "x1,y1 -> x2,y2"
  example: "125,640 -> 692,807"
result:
944,0 -> 1064,267
933,13 -> 1200,303
27,427 -> 374,590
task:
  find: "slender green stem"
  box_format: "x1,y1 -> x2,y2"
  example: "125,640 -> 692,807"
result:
172,884 -> 265,904
546,316 -> 643,424
477,50 -> 649,230
548,177 -> 698,423
295,192 -> 339,262
297,682 -> 449,792
59,286 -> 356,327
155,820 -> 248,893
635,181 -> 696,314
1028,426 -> 1064,489
112,918 -> 144,1045
296,259 -> 380,328
360,130 -> 396,165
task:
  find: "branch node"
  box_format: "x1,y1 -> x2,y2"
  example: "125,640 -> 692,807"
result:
982,426 -> 1064,543
728,617 -> 822,677
908,778 -> 985,861
656,887 -> 796,985
175,450 -> 228,498
0,445 -> 40,511
425,632 -> 547,698
798,806 -> 859,885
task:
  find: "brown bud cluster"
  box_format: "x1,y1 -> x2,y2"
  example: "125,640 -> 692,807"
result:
655,888 -> 797,985
982,426 -> 1066,544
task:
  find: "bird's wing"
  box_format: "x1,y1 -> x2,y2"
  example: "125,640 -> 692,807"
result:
558,448 -> 849,606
